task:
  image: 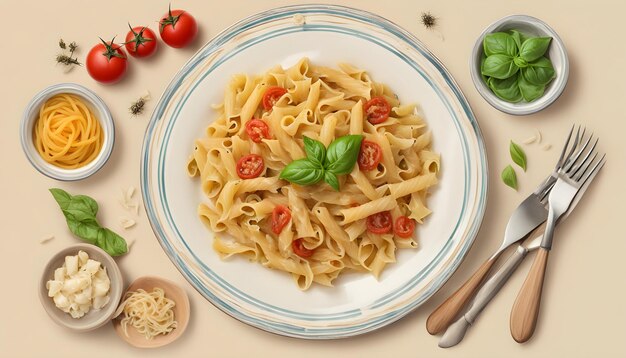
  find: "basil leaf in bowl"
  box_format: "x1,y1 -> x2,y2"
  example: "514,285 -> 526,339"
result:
482,54 -> 519,79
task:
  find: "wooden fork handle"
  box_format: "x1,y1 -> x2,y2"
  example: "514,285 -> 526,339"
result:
510,248 -> 550,343
426,255 -> 500,335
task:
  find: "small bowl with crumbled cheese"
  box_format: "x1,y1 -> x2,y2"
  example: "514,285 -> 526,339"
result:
39,244 -> 123,332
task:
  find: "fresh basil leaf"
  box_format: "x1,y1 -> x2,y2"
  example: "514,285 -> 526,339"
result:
482,54 -> 519,79
480,53 -> 490,84
49,188 -> 71,209
66,217 -> 100,243
501,165 -> 518,190
509,30 -> 523,49
96,228 -> 128,256
518,74 -> 545,102
522,57 -> 555,86
513,56 -> 528,68
49,189 -> 128,256
483,32 -> 518,57
279,158 -> 324,185
324,171 -> 340,191
324,135 -> 363,175
488,75 -> 522,103
510,141 -> 527,171
519,37 -> 552,62
303,136 -> 326,165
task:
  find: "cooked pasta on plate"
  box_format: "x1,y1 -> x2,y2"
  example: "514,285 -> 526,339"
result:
187,58 -> 440,290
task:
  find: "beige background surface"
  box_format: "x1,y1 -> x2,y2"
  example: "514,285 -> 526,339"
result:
1,0 -> 625,357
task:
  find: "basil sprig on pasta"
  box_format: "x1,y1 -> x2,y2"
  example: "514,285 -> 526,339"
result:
280,135 -> 363,191
49,188 -> 128,256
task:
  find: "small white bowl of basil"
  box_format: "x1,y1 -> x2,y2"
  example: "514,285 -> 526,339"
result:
470,15 -> 569,115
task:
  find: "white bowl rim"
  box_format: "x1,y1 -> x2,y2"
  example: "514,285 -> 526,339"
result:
38,243 -> 124,332
19,82 -> 115,181
469,14 -> 570,115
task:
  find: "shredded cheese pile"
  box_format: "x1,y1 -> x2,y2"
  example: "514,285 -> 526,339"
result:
115,288 -> 177,340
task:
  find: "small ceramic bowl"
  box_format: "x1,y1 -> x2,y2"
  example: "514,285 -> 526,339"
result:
113,276 -> 190,348
470,15 -> 569,115
39,243 -> 124,332
20,83 -> 115,181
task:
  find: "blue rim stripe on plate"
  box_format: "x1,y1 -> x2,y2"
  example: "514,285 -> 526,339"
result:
141,4 -> 488,339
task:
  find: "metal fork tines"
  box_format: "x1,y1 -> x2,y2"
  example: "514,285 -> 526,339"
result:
510,128 -> 606,343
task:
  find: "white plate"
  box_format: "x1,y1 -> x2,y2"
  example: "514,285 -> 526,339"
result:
141,4 -> 488,339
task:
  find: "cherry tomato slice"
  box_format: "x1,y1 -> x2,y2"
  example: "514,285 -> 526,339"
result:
292,238 -> 314,258
364,96 -> 391,124
236,154 -> 264,179
358,140 -> 383,171
271,205 -> 292,235
366,211 -> 393,234
262,86 -> 288,111
245,119 -> 271,143
394,216 -> 416,238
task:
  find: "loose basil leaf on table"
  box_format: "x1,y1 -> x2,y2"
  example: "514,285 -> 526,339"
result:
510,141 -> 528,171
324,135 -> 363,175
501,165 -> 518,190
518,74 -> 546,102
518,37 -> 552,62
96,228 -> 128,257
279,158 -> 325,185
522,57 -> 555,86
483,32 -> 518,57
49,188 -> 128,256
324,171 -> 340,191
303,136 -> 326,166
488,75 -> 523,103
482,54 -> 519,79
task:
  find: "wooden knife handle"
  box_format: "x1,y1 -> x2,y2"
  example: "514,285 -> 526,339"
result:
510,248 -> 550,343
426,255 -> 499,335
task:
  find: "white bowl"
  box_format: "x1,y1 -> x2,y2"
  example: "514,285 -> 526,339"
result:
470,15 -> 569,115
39,244 -> 124,332
20,83 -> 115,180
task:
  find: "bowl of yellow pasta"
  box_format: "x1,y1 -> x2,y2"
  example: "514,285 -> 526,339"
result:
20,83 -> 115,181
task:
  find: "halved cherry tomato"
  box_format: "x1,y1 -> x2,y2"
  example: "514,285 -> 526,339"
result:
292,238 -> 314,258
271,205 -> 291,234
364,96 -> 391,124
262,86 -> 288,111
358,140 -> 382,171
236,154 -> 264,179
394,216 -> 416,238
245,119 -> 271,143
366,211 -> 393,234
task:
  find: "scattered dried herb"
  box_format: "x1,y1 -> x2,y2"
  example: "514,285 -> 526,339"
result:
129,93 -> 151,116
56,38 -> 81,69
421,12 -> 437,29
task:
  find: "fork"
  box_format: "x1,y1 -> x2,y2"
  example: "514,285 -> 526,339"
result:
509,130 -> 606,343
426,126 -> 583,336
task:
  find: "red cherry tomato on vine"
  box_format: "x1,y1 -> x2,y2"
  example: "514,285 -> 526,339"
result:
124,25 -> 158,58
159,7 -> 198,48
86,38 -> 127,84
366,211 -> 393,234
